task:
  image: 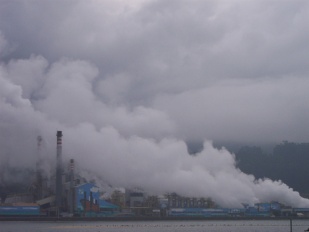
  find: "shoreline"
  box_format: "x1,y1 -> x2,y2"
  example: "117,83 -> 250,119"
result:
0,216 -> 308,222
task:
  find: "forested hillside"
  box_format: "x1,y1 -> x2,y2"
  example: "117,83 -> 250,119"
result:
235,141 -> 309,195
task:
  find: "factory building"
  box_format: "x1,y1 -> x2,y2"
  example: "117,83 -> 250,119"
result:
129,192 -> 144,207
167,202 -> 284,218
167,193 -> 215,208
2,130 -> 309,218
0,131 -> 120,217
0,203 -> 40,216
51,131 -> 119,217
73,183 -> 119,217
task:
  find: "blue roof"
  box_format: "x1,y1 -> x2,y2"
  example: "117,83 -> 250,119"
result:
99,200 -> 119,209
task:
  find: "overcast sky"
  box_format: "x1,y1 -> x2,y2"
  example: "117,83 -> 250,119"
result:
0,0 -> 309,207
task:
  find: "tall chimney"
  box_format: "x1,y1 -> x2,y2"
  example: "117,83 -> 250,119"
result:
69,159 -> 75,214
36,136 -> 43,200
56,131 -> 63,209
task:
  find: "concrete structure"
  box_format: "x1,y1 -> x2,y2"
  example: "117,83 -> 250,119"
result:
68,159 -> 75,214
55,131 -> 63,209
35,136 -> 43,200
167,193 -> 214,208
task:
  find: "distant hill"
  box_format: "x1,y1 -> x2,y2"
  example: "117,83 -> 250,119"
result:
235,141 -> 309,196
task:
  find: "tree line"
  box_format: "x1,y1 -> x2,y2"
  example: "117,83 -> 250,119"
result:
235,141 -> 309,196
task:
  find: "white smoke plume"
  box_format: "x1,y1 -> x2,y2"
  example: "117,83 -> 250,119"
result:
0,54 -> 308,208
0,0 -> 308,208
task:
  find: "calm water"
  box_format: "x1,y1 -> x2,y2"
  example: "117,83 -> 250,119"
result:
1,220 -> 309,232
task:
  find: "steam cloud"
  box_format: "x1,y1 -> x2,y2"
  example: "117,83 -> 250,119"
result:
0,0 -> 309,207
0,54 -> 308,207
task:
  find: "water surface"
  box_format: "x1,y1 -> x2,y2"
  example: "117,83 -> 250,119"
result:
1,219 -> 309,232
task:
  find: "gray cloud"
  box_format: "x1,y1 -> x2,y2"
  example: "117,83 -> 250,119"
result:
0,0 -> 309,207
154,76 -> 309,143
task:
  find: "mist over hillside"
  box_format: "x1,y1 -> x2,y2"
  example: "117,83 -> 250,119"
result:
235,141 -> 309,196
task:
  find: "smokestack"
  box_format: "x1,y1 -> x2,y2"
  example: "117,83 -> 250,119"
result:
69,159 -> 75,214
56,131 -> 63,209
36,135 -> 43,200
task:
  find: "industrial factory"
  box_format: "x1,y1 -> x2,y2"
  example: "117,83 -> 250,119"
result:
1,131 -> 309,218
0,131 -> 120,217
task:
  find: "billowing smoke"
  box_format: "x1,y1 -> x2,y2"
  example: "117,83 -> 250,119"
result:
0,0 -> 308,208
0,52 -> 308,207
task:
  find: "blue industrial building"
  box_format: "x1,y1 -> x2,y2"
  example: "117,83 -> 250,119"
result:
74,183 -> 119,217
168,208 -> 230,217
167,202 -> 288,217
0,205 -> 40,216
